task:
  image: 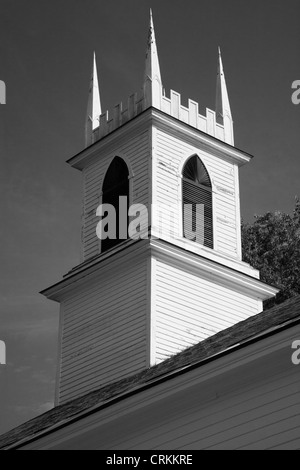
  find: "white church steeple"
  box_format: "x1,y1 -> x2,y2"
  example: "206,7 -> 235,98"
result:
216,47 -> 234,145
85,52 -> 101,147
42,13 -> 278,406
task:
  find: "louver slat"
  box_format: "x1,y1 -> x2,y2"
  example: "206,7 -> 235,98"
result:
182,178 -> 213,249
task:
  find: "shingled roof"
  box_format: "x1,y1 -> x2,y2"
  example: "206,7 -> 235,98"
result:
1,295 -> 300,449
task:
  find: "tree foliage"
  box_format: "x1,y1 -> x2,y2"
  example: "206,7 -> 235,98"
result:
241,198 -> 300,308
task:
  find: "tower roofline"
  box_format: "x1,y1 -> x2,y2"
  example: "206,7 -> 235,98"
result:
67,106 -> 252,171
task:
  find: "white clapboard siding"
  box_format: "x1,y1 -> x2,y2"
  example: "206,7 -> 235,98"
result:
153,259 -> 259,363
58,257 -> 149,404
82,130 -> 150,260
103,367 -> 300,450
154,128 -> 238,258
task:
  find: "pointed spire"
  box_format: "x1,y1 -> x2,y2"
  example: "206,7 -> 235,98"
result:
85,52 -> 101,147
216,47 -> 234,145
143,9 -> 163,108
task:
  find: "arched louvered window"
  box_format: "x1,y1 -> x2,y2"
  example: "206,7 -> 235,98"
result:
182,155 -> 213,248
101,157 -> 129,253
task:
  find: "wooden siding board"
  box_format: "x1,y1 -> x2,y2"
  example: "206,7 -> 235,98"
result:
62,299 -> 147,339
63,277 -> 147,322
155,278 -> 255,314
61,319 -> 146,359
155,310 -> 232,337
62,297 -> 147,333
156,264 -> 257,311
60,340 -> 147,385
61,267 -> 147,316
154,259 -> 259,361
155,298 -> 236,333
60,348 -> 147,388
58,258 -> 148,404
107,369 -> 300,450
154,285 -> 253,317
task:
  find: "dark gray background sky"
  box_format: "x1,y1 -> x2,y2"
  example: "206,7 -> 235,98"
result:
0,0 -> 299,435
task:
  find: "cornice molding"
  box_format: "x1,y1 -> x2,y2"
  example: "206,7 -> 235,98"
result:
150,238 -> 279,300
41,236 -> 278,303
151,108 -> 252,167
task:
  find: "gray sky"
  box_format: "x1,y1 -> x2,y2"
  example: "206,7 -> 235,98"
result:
0,0 -> 299,435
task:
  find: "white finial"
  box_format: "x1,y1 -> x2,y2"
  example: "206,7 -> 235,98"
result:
143,9 -> 163,108
215,47 -> 234,145
85,52 -> 102,147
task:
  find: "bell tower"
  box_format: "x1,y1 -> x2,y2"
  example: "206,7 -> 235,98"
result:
42,11 -> 278,406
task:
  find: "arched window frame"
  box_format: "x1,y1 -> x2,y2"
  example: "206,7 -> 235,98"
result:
98,154 -> 133,254
179,153 -> 216,250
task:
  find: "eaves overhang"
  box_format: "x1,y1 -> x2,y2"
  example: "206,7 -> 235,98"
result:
41,237 -> 278,303
40,238 -> 149,302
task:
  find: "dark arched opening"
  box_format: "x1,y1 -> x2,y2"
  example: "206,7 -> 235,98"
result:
101,157 -> 129,252
182,155 -> 213,248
